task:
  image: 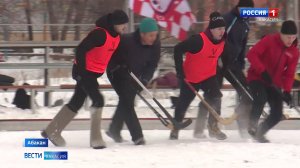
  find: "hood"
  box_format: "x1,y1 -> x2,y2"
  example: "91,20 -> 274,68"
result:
232,7 -> 250,21
232,7 -> 240,17
95,14 -> 118,37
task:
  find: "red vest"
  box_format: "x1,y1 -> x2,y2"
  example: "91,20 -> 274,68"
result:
85,27 -> 120,73
183,32 -> 225,83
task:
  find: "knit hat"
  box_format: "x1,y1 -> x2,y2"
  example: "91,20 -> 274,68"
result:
208,12 -> 226,29
139,18 -> 159,33
281,20 -> 298,35
237,0 -> 254,7
111,10 -> 129,25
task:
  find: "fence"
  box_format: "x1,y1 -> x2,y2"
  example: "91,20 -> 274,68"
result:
0,40 -> 300,112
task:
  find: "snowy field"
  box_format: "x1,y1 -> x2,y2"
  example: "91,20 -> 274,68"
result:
1,130 -> 300,168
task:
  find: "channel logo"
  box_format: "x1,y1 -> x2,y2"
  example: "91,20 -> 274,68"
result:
24,151 -> 68,160
24,153 -> 43,159
24,138 -> 48,147
23,138 -> 68,160
240,8 -> 279,18
44,151 -> 68,160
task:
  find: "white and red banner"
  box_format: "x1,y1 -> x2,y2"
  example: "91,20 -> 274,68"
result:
129,0 -> 196,41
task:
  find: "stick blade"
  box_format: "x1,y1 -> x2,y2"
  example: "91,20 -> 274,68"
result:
218,113 -> 238,125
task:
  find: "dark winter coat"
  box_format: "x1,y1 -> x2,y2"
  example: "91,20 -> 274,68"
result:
222,8 -> 250,70
107,29 -> 161,84
13,88 -> 30,109
74,13 -> 120,78
247,33 -> 299,92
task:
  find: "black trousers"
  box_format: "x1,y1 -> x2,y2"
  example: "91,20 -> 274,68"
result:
218,68 -> 252,126
67,65 -> 104,112
107,73 -> 143,141
249,81 -> 283,136
175,76 -> 223,124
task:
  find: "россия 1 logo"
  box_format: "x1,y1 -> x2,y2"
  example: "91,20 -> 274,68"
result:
240,8 -> 279,21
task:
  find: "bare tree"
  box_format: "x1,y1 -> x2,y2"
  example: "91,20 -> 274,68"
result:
24,0 -> 33,40
73,0 -> 89,40
46,0 -> 59,41
61,1 -> 75,41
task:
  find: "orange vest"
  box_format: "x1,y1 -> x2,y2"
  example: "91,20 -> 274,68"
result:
183,32 -> 225,83
85,27 -> 120,73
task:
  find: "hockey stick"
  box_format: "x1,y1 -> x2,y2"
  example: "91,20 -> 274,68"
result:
129,72 -> 192,129
227,69 -> 269,117
136,92 -> 174,129
227,70 -> 289,119
184,79 -> 238,125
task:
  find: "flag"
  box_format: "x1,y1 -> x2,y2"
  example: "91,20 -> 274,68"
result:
129,0 -> 196,41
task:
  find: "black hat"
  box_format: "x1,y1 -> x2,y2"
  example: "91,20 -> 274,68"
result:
208,12 -> 226,29
281,20 -> 298,35
237,0 -> 254,7
111,10 -> 129,25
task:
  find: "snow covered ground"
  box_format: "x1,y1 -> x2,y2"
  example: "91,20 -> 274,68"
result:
1,130 -> 300,168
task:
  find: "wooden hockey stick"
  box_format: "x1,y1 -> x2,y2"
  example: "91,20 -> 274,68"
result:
184,79 -> 237,125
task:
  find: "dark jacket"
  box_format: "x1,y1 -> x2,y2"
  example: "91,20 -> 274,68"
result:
107,29 -> 161,83
74,13 -> 119,78
13,88 -> 31,109
222,7 -> 250,70
247,33 -> 299,92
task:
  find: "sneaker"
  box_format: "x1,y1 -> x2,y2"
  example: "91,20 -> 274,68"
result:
134,137 -> 146,145
105,130 -> 123,143
169,129 -> 179,140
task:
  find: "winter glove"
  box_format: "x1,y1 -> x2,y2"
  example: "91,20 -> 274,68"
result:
261,71 -> 272,84
282,91 -> 293,107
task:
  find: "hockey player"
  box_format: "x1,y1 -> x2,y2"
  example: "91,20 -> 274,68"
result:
106,18 -> 160,145
41,10 -> 129,149
170,12 -> 226,140
194,0 -> 254,139
247,20 -> 299,143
